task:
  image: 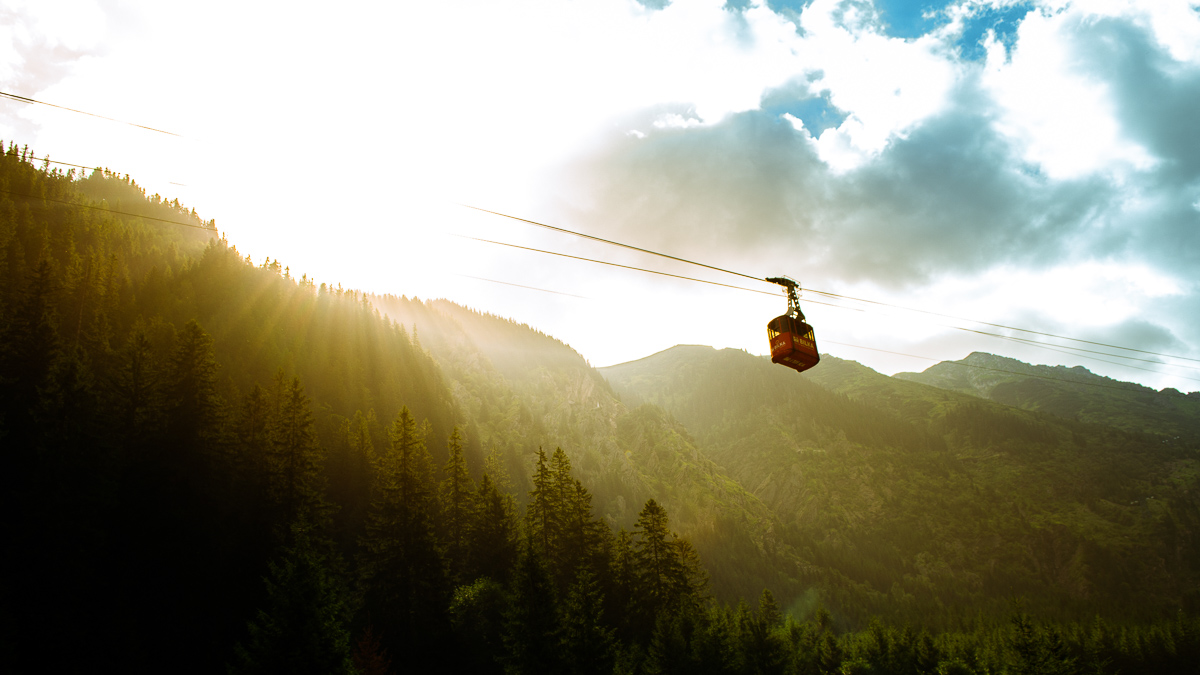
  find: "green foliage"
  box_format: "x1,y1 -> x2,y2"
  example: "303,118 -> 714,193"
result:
4,145 -> 1200,675
602,346 -> 1200,625
897,351 -> 1200,441
266,376 -> 331,540
164,319 -> 221,449
469,471 -> 520,583
1,149 -> 458,671
441,426 -> 475,584
358,406 -> 451,665
633,498 -> 707,628
502,541 -> 566,675
449,577 -> 508,675
561,570 -> 617,675
231,529 -> 356,675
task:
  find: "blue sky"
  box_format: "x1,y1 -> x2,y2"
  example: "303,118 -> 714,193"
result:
2,0 -> 1199,390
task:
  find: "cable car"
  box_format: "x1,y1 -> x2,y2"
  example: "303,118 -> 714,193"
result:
766,276 -> 820,373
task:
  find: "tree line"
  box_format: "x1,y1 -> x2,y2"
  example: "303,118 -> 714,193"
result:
3,143 -> 1197,673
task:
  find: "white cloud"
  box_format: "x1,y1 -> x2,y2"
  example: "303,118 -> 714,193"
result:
4,0 -> 1200,391
813,122 -> 872,173
982,5 -> 1158,180
793,0 -> 960,167
652,113 -> 704,129
960,261 -> 1182,328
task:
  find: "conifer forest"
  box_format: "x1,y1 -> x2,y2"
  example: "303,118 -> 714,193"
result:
3,146 -> 1200,674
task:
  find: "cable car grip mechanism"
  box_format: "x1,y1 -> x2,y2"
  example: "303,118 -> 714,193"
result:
766,276 -> 805,321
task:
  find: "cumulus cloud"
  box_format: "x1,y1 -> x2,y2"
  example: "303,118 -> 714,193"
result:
551,0 -> 1200,289
552,74 -> 1114,286
5,0 -> 1198,386
1051,13 -> 1200,277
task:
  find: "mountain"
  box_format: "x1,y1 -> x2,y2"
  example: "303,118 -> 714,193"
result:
365,297 -> 803,603
895,351 -> 1200,442
6,145 -> 1199,673
0,147 -> 459,670
2,148 -> 811,671
601,346 -> 1200,624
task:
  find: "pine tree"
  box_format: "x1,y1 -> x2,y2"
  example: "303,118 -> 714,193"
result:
561,569 -> 617,675
229,384 -> 276,567
38,347 -> 99,459
739,589 -> 787,675
347,409 -> 376,480
527,447 -> 558,555
671,538 -> 708,608
632,499 -> 703,628
328,408 -> 378,551
441,426 -> 475,584
1008,609 -> 1078,675
816,628 -> 843,675
0,258 -> 60,451
1041,625 -> 1079,675
646,612 -> 696,675
502,540 -> 565,675
1083,615 -> 1114,675
469,472 -> 519,584
484,445 -> 516,496
231,529 -> 356,675
266,377 -> 330,541
234,385 -> 273,499
163,320 -> 221,454
914,629 -> 940,674
109,327 -> 159,452
359,406 -> 450,665
609,529 -> 639,643
634,499 -> 675,604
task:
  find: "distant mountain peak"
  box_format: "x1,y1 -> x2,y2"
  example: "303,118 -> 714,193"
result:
895,352 -> 1200,438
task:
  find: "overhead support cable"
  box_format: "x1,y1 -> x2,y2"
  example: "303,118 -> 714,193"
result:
0,189 -> 214,232
804,289 -> 1200,365
455,273 -> 590,299
820,340 -> 1162,392
459,204 -> 762,282
1,91 -> 181,136
461,204 -> 1200,366
455,235 -> 780,298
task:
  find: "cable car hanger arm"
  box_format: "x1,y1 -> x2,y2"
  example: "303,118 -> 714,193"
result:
766,276 -> 805,321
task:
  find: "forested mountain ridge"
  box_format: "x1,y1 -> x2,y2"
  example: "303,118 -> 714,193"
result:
367,295 -> 804,603
895,351 -> 1200,441
5,145 -> 1199,674
0,148 -> 819,672
1,145 -> 457,670
600,346 -> 1200,624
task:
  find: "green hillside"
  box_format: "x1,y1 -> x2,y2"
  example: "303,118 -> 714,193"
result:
895,351 -> 1200,441
366,297 -> 803,604
5,145 -> 1198,674
0,144 -> 459,671
0,147 -> 808,671
601,346 -> 1200,624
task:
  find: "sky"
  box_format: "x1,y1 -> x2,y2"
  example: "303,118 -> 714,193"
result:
2,0 -> 1199,392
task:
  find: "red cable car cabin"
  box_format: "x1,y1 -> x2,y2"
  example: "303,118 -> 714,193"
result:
765,276 -> 820,373
767,314 -> 819,373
